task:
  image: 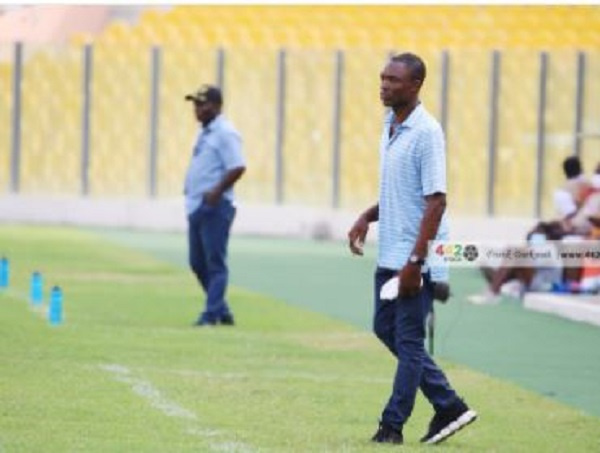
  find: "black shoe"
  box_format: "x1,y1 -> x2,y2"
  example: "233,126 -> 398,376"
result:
219,314 -> 235,326
420,399 -> 477,445
371,421 -> 403,444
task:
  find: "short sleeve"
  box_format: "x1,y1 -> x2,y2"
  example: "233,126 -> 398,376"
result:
219,130 -> 246,171
554,189 -> 576,217
419,126 -> 446,196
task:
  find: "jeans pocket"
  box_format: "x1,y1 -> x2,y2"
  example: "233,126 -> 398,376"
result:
200,198 -> 220,214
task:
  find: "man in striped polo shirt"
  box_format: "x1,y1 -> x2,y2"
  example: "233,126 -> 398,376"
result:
348,53 -> 477,445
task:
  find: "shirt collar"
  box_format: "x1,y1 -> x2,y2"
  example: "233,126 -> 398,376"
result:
568,174 -> 586,182
203,113 -> 224,133
385,102 -> 424,129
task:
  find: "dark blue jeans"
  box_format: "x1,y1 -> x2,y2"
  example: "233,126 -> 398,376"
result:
187,198 -> 236,322
374,267 -> 459,431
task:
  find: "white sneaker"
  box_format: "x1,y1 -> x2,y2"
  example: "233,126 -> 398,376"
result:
467,291 -> 500,305
500,279 -> 525,299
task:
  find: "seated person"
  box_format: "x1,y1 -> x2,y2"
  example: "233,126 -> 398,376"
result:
469,160 -> 600,303
563,189 -> 600,236
530,162 -> 600,240
468,233 -> 562,304
553,155 -> 592,219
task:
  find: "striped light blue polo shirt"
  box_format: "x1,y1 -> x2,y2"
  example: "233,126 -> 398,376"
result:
378,103 -> 449,282
184,114 -> 245,215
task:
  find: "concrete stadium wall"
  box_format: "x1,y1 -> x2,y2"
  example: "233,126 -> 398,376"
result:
0,195 -> 534,243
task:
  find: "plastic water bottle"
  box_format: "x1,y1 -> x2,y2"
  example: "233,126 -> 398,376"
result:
30,271 -> 43,306
48,286 -> 63,325
0,257 -> 9,289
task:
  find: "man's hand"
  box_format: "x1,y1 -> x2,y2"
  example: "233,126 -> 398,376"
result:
203,167 -> 246,208
203,189 -> 221,206
348,215 -> 369,256
399,264 -> 422,298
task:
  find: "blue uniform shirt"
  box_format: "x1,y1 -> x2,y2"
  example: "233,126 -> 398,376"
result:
184,114 -> 245,215
377,104 -> 449,282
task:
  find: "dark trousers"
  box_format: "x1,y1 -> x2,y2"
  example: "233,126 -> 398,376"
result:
187,199 -> 236,322
373,267 -> 459,430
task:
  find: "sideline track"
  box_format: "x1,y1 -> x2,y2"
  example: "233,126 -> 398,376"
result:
97,228 -> 600,418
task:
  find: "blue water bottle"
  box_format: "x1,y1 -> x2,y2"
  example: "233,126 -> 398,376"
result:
0,257 -> 9,289
30,271 -> 43,306
49,286 -> 63,325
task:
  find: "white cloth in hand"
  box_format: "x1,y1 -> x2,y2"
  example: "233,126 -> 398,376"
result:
380,275 -> 423,300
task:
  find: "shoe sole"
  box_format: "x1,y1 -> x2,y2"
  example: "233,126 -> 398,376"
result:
425,410 -> 478,445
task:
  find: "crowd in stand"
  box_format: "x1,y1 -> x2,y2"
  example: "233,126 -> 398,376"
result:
469,156 -> 600,304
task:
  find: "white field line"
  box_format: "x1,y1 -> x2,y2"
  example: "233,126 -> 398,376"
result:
160,368 -> 390,385
100,364 -> 256,453
101,364 -> 197,420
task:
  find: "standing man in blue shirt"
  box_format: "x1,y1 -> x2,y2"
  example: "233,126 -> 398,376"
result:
348,53 -> 477,445
184,85 -> 246,326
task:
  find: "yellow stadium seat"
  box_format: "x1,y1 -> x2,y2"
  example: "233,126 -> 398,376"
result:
14,5 -> 600,212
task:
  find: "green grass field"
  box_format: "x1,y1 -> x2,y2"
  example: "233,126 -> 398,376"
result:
1,225 -> 599,452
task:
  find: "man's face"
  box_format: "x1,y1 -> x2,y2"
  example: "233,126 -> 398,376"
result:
379,61 -> 421,109
194,101 -> 218,125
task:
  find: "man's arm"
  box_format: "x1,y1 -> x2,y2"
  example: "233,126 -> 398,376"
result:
360,204 -> 380,223
399,193 -> 446,297
205,128 -> 246,205
411,192 -> 446,260
400,124 -> 447,297
204,167 -> 246,205
348,204 -> 379,256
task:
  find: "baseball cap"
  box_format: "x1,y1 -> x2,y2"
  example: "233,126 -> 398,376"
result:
184,85 -> 222,105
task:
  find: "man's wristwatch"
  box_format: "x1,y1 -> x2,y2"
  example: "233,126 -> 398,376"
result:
408,254 -> 426,266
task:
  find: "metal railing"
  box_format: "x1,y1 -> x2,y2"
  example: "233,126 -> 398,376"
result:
1,43 -> 598,218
